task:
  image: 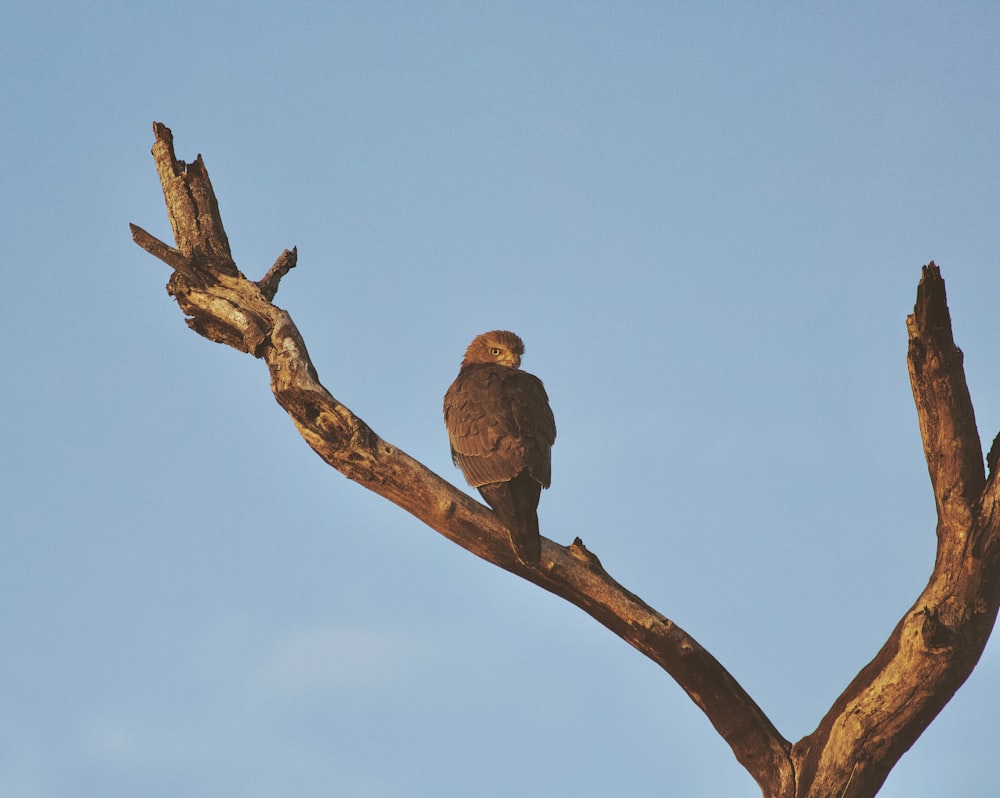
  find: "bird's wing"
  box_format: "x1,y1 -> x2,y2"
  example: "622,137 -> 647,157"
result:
444,364 -> 527,486
444,364 -> 555,488
505,371 -> 556,487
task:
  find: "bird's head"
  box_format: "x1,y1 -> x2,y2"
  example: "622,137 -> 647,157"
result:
462,330 -> 524,369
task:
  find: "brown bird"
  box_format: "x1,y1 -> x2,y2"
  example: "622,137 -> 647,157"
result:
443,330 -> 556,563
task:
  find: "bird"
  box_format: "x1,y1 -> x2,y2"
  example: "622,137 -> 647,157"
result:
443,330 -> 556,564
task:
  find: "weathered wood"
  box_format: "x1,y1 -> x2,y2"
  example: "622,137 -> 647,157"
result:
133,124 -> 1000,798
790,264 -> 1000,798
906,264 -> 985,558
257,247 -> 297,300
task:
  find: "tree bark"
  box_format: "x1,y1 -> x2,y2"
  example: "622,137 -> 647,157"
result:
789,265 -> 1000,797
132,123 -> 1000,798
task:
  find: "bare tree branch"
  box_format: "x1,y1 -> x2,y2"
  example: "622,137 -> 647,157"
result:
132,124 -> 1000,798
790,264 -> 1000,798
132,121 -> 793,796
257,247 -> 298,301
906,264 -> 985,557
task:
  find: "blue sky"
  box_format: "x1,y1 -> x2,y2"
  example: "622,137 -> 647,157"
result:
4,2 -> 1000,796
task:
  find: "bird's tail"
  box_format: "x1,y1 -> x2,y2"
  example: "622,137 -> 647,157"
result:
478,475 -> 542,564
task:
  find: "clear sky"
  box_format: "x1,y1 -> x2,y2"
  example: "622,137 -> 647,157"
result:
4,2 -> 1000,796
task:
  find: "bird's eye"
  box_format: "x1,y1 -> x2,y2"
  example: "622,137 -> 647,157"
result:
490,348 -> 501,356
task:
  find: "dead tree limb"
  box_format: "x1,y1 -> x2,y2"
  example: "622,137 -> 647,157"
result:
789,265 -> 1000,798
132,123 -> 1000,798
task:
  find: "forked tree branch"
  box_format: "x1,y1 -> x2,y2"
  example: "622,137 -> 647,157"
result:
789,265 -> 1000,798
132,124 -> 1000,798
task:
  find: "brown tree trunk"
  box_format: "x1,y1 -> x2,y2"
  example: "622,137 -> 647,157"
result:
132,123 -> 1000,798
